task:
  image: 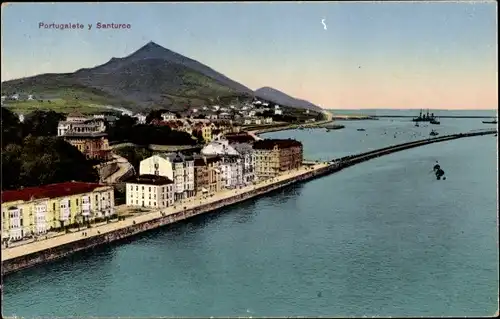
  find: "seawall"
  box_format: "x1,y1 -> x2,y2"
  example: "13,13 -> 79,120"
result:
2,165 -> 334,275
2,129 -> 496,275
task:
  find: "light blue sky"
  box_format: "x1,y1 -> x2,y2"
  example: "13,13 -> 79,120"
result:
1,2 -> 497,109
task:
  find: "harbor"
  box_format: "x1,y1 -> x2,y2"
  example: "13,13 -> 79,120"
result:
2,128 -> 496,275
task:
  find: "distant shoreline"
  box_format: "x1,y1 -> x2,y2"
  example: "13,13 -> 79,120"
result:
374,115 -> 497,119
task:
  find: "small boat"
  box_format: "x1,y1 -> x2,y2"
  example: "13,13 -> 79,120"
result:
482,119 -> 497,124
430,118 -> 440,125
415,122 -> 419,127
430,130 -> 439,136
357,128 -> 366,131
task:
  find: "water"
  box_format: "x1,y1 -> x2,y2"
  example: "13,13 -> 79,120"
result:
2,117 -> 498,317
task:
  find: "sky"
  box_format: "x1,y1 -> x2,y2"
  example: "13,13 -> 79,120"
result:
1,2 -> 498,110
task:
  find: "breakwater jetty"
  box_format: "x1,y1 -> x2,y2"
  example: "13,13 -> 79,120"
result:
1,129 -> 496,275
374,115 -> 497,119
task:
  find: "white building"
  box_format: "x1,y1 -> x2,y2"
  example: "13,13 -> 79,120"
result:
233,143 -> 255,185
125,174 -> 174,208
161,112 -> 176,121
274,109 -> 283,115
201,138 -> 240,157
201,139 -> 242,188
201,138 -> 253,188
218,112 -> 231,120
57,117 -> 106,137
139,153 -> 195,201
18,114 -> 25,123
66,111 -> 90,123
134,113 -> 147,124
220,156 -> 242,188
264,117 -> 273,124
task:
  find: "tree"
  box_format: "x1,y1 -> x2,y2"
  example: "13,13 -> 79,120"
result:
1,108 -> 23,148
145,109 -> 168,124
114,146 -> 153,171
22,110 -> 65,136
192,129 -> 205,145
1,136 -> 99,190
107,115 -> 137,141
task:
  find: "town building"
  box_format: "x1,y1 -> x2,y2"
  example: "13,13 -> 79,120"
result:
1,182 -> 114,242
220,156 -> 242,188
139,153 -> 195,201
201,138 -> 252,188
65,111 -> 89,123
125,174 -> 174,208
192,122 -> 213,143
57,112 -> 111,161
233,143 -> 255,185
253,139 -> 303,180
161,112 -> 176,121
193,155 -> 222,195
133,113 -> 147,124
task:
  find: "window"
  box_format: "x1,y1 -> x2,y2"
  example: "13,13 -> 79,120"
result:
142,186 -> 144,190
76,199 -> 79,206
53,203 -> 56,211
95,195 -> 98,201
149,187 -> 151,192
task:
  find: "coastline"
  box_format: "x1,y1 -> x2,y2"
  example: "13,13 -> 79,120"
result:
1,129 -> 496,275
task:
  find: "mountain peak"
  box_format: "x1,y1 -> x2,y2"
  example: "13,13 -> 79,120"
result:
130,41 -> 169,58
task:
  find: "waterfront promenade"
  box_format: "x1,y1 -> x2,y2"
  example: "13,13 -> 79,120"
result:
1,129 -> 496,273
1,163 -> 329,262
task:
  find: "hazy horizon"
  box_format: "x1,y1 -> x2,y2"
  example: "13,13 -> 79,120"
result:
2,2 -> 498,110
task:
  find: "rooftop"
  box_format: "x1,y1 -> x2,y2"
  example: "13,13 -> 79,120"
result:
66,111 -> 86,118
225,133 -> 256,144
63,132 -> 108,138
252,139 -> 303,150
1,182 -> 108,204
125,174 -> 174,186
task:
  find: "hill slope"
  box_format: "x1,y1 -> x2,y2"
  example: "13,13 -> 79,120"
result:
2,42 -> 254,113
254,86 -> 322,112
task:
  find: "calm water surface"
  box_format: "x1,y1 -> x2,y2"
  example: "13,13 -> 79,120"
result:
2,118 -> 498,317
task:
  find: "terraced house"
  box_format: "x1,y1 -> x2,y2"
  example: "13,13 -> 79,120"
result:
1,182 -> 114,242
253,139 -> 303,180
139,153 -> 195,201
125,174 -> 175,209
193,155 -> 223,195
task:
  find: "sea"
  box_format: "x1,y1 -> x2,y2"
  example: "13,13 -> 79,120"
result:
2,110 -> 498,317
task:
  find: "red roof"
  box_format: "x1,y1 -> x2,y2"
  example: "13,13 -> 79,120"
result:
1,182 -> 108,204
